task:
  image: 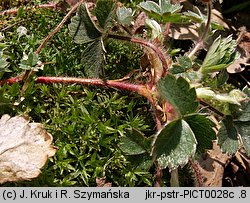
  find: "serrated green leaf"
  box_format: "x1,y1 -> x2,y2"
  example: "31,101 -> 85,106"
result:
184,114 -> 216,154
138,0 -> 188,23
139,0 -> 182,15
126,153 -> 153,171
217,116 -> 239,155
158,75 -> 198,116
116,7 -> 133,25
201,35 -> 240,74
68,4 -> 102,44
119,128 -> 149,155
81,39 -> 104,78
95,0 -> 115,29
183,7 -> 204,23
139,1 -> 161,14
152,119 -> 197,170
235,121 -> 250,156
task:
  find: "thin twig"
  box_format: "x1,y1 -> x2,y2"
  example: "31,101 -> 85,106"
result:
35,1 -> 84,55
20,1 -> 84,95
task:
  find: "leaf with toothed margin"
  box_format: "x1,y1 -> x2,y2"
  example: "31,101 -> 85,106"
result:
218,116 -> 250,156
184,114 -> 216,154
116,7 -> 133,25
151,119 -> 197,170
119,128 -> 151,155
158,74 -> 199,117
68,4 -> 102,44
217,116 -> 240,155
81,39 -> 105,78
95,0 -> 116,30
138,0 -> 190,23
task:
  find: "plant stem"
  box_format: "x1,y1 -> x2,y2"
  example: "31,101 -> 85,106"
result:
154,165 -> 162,187
188,1 -> 212,59
170,168 -> 179,187
35,76 -> 149,97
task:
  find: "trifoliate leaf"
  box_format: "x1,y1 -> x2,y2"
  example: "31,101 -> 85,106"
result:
217,116 -> 239,155
116,7 -> 133,25
68,4 -> 102,44
138,0 -> 189,24
81,39 -> 105,78
95,0 -> 115,29
138,0 -> 182,15
158,74 -> 198,116
184,114 -> 216,154
152,119 -> 197,170
201,35 -> 240,74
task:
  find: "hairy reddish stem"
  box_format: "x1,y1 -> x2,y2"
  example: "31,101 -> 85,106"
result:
36,76 -> 150,98
0,77 -> 22,85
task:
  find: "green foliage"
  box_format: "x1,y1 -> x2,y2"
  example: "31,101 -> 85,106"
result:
201,35 -> 240,74
138,0 -> 182,14
116,7 -> 133,25
95,0 -> 116,29
217,87 -> 250,156
0,48 -> 9,79
169,55 -> 192,74
119,128 -> 152,171
158,75 -> 198,116
68,4 -> 104,77
68,4 -> 102,44
184,114 -> 216,154
1,0 -> 249,187
152,119 -> 197,170
19,50 -> 39,70
138,0 -> 189,23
